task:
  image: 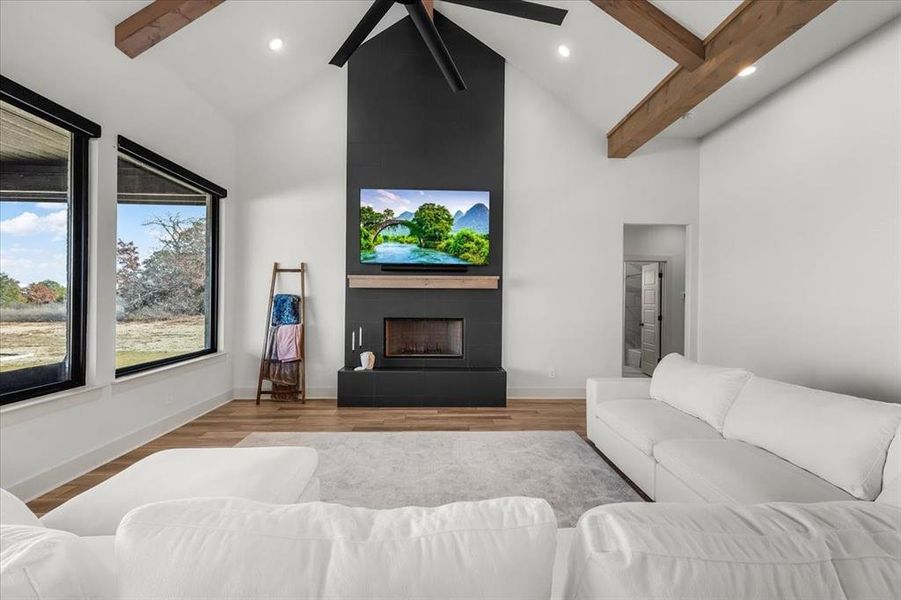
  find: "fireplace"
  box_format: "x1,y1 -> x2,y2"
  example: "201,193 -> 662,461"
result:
339,16 -> 505,407
384,318 -> 464,358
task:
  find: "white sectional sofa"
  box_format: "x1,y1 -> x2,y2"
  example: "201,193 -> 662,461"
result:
4,490 -> 898,599
2,362 -> 899,599
587,353 -> 901,505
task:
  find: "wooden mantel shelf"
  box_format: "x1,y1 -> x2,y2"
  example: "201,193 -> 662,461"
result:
347,275 -> 499,290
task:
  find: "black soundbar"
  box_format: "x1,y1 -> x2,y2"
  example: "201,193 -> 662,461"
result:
380,264 -> 469,273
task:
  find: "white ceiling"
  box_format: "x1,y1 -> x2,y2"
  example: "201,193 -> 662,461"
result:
91,0 -> 901,138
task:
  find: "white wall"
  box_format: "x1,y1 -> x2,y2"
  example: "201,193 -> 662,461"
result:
504,67 -> 698,396
698,18 -> 901,403
623,224 -> 687,358
231,65 -> 700,399
233,70 -> 348,398
0,1 -> 238,498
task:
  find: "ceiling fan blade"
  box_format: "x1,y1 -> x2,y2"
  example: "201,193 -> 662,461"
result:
406,1 -> 466,92
440,0 -> 567,26
329,0 -> 396,67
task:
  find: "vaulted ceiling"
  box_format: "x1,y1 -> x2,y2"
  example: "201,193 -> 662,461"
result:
90,1 -> 901,140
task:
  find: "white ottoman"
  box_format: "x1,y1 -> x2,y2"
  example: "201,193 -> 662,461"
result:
40,447 -> 319,536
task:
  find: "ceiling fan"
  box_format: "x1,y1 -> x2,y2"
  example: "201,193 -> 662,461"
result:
329,0 -> 568,92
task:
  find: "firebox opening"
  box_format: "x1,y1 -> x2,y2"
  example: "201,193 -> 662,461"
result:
384,318 -> 464,358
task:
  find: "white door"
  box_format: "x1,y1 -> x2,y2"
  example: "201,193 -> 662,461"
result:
640,263 -> 661,376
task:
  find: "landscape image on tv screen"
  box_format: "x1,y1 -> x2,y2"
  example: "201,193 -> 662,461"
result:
360,189 -> 490,265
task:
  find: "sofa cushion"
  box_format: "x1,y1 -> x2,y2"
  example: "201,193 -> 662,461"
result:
653,439 -> 856,504
649,354 -> 751,431
40,447 -> 319,536
116,496 -> 557,600
1,489 -> 42,528
564,501 -> 901,600
723,377 -> 901,500
594,398 -> 721,457
0,525 -> 115,600
653,463 -> 708,503
876,426 -> 901,505
551,528 -> 575,600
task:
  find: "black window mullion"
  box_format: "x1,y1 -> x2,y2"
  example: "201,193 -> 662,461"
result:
207,196 -> 220,352
67,132 -> 89,389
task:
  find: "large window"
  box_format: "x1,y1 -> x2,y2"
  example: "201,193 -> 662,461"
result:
0,76 -> 100,405
115,137 -> 224,376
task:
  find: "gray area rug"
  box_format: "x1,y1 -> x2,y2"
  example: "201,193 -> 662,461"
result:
237,430 -> 642,527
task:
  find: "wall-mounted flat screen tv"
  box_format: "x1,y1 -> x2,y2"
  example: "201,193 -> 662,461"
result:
360,188 -> 490,266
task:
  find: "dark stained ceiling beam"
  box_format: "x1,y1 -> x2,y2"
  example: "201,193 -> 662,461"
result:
591,0 -> 705,70
115,0 -> 224,59
607,0 -> 837,158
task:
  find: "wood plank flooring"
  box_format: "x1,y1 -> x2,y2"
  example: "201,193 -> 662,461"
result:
26,398 -> 585,515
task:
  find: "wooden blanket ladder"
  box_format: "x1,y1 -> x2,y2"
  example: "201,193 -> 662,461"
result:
256,262 -> 306,404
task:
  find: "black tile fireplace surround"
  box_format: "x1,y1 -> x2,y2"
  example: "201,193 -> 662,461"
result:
339,287 -> 506,407
338,14 -> 506,407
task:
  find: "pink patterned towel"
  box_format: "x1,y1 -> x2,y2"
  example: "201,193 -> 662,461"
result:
275,324 -> 303,362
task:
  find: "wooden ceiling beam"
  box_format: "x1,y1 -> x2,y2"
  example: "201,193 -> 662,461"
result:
115,0 -> 224,59
607,0 -> 836,159
591,0 -> 705,70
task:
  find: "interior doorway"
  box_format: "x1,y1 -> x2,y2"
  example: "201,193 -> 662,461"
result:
623,225 -> 687,377
623,261 -> 664,377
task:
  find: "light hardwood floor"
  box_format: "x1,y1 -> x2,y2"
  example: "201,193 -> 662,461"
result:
26,398 -> 585,515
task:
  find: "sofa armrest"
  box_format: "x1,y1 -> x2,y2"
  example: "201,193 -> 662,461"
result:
586,378 -> 651,406
585,378 -> 653,452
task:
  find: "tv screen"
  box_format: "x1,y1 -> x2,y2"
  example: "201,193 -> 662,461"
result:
360,188 -> 490,266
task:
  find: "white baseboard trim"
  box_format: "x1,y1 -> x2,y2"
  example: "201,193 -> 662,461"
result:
233,387 -> 582,401
506,387 -> 585,399
232,386 -> 337,400
13,389 -> 234,502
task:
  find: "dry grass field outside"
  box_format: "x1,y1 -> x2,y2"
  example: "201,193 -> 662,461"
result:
0,321 -> 66,370
0,315 -> 205,371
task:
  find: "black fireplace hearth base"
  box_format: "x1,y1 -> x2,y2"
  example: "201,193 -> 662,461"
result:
337,367 -> 506,407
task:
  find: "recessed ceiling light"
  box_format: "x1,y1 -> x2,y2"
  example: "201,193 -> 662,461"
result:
557,44 -> 571,58
268,38 -> 284,52
737,65 -> 757,77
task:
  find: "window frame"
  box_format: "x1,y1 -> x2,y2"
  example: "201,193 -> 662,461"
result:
114,136 -> 225,378
0,76 -> 100,406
